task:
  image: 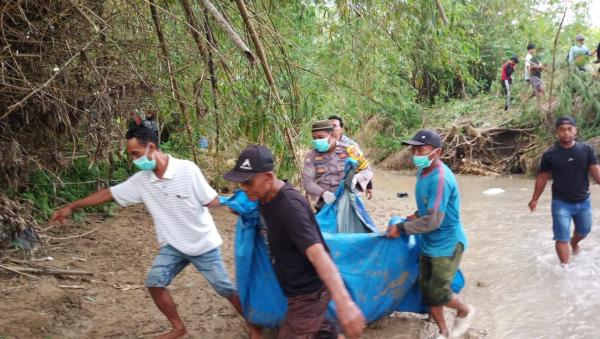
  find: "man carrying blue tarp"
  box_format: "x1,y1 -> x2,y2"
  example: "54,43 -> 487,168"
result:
223,145 -> 366,339
386,129 -> 474,339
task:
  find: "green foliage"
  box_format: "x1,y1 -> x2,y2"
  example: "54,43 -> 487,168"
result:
18,156 -> 134,222
555,70 -> 600,139
6,0 -> 599,216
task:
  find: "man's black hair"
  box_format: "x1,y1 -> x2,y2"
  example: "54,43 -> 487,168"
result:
126,125 -> 159,147
527,43 -> 536,51
328,115 -> 344,128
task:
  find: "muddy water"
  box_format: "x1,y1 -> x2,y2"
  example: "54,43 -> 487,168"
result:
364,170 -> 600,339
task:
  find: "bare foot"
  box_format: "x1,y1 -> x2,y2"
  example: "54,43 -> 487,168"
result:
156,327 -> 188,339
570,238 -> 580,254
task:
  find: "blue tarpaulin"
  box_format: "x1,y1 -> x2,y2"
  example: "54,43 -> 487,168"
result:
220,189 -> 465,328
316,162 -> 378,233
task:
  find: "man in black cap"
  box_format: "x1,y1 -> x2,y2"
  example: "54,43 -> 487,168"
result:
529,116 -> 600,265
303,120 -> 373,209
224,145 -> 366,339
386,129 -> 472,339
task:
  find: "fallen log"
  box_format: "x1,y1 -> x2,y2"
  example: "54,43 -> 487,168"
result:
0,265 -> 93,276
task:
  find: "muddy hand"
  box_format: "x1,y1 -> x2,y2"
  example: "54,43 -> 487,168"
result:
337,300 -> 366,339
51,205 -> 74,223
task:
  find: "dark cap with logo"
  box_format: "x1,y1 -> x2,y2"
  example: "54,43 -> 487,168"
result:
312,119 -> 334,132
402,129 -> 443,149
556,116 -> 576,129
223,145 -> 274,182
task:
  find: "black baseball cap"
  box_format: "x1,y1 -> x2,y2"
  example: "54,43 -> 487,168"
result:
223,145 -> 274,182
556,116 -> 576,129
402,129 -> 443,149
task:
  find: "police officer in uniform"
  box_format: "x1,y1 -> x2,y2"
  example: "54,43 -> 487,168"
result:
303,120 -> 373,210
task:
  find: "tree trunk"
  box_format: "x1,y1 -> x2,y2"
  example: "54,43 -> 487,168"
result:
149,0 -> 198,163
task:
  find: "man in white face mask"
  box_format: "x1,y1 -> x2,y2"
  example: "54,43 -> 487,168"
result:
302,120 -> 373,210
50,125 -> 258,339
387,129 -> 473,339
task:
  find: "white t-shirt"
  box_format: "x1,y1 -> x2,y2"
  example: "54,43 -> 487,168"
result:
524,53 -> 533,80
110,155 -> 221,256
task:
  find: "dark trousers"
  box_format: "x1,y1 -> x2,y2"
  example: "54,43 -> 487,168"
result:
277,288 -> 339,339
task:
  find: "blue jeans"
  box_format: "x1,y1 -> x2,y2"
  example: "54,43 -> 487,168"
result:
145,245 -> 236,297
551,198 -> 593,242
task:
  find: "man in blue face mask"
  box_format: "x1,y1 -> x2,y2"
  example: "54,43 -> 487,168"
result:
386,129 -> 472,339
302,120 -> 374,210
50,125 -> 259,339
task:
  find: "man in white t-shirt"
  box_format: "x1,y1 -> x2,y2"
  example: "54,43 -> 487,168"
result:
51,126 -> 250,339
524,43 -> 535,82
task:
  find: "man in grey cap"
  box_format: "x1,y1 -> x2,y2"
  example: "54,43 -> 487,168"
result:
569,34 -> 596,71
386,129 -> 473,339
529,116 -> 600,265
302,120 -> 374,209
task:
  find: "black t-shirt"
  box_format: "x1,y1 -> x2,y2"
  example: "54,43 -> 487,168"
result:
539,142 -> 599,202
259,183 -> 327,297
530,56 -> 542,77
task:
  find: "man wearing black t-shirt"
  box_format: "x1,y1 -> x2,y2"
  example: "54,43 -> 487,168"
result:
224,145 -> 365,339
528,116 -> 600,265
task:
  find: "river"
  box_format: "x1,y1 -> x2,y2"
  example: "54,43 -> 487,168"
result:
364,170 -> 600,339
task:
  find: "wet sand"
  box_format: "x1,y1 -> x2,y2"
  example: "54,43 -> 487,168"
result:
0,170 -> 500,338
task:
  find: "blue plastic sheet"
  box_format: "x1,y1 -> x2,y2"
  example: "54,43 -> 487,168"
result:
220,191 -> 465,328
219,191 -> 287,328
316,161 -> 378,233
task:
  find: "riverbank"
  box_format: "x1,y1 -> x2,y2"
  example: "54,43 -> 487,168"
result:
1,170 -> 486,339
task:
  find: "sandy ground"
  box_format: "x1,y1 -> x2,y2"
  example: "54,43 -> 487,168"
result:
1,194 -> 485,339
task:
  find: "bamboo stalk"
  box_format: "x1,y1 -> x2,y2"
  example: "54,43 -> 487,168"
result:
197,0 -> 255,63
433,0 -> 449,25
149,0 -> 198,163
234,0 -> 302,177
202,6 -> 223,190
548,7 -> 568,110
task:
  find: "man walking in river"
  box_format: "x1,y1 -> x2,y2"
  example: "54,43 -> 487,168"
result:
51,125 -> 256,339
387,129 -> 473,339
529,116 -> 600,266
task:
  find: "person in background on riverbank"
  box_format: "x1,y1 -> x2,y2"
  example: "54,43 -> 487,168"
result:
386,129 -> 473,339
51,125 -> 256,339
528,116 -> 600,266
501,55 -> 519,111
329,114 -> 374,198
568,35 -> 596,71
224,145 -> 366,339
524,43 -> 534,84
329,115 -> 358,147
527,44 -> 545,100
303,120 -> 374,209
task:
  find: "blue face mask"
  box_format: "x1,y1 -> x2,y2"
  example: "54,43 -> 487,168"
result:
133,145 -> 157,171
312,137 -> 331,153
412,149 -> 437,170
